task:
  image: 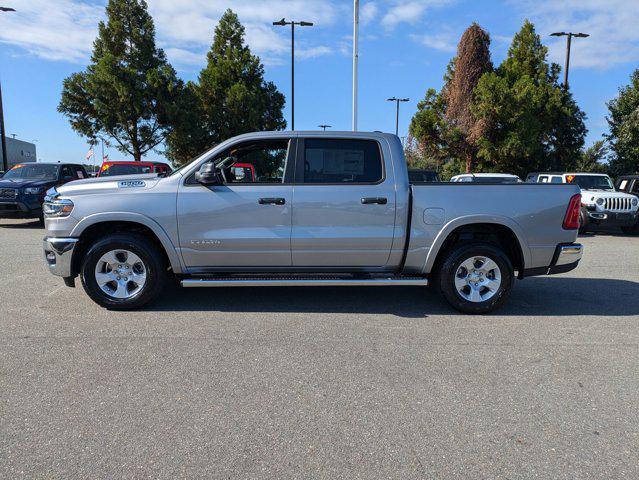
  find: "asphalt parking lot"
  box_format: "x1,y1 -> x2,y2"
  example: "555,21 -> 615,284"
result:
1,218 -> 638,479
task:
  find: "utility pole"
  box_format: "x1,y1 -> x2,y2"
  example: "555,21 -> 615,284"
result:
352,0 -> 359,131
550,31 -> 589,88
0,6 -> 16,172
273,18 -> 314,130
318,124 -> 331,131
387,97 -> 409,136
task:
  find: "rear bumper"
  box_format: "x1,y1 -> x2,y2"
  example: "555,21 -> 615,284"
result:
43,237 -> 79,278
522,243 -> 583,277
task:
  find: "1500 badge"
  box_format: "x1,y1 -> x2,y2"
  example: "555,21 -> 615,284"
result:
118,180 -> 146,188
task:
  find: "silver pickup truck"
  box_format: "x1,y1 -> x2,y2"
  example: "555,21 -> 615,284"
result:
43,131 -> 583,314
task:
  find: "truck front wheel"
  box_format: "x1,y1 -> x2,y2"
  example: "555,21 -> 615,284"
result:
80,233 -> 167,310
435,242 -> 514,314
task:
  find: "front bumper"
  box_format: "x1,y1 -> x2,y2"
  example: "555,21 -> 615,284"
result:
0,200 -> 42,219
522,243 -> 583,277
43,237 -> 79,278
585,208 -> 638,227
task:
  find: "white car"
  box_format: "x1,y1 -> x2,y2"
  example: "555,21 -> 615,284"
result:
531,172 -> 639,233
450,173 -> 522,183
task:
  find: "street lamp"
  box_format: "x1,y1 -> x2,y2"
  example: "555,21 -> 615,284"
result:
273,18 -> 313,131
387,97 -> 409,136
318,124 -> 331,131
0,6 -> 15,172
550,31 -> 589,88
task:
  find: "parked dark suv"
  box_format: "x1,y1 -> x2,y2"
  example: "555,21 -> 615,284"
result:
0,163 -> 88,222
615,175 -> 639,234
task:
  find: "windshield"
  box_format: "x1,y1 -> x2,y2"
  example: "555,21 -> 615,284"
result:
568,175 -> 613,190
100,164 -> 153,176
3,164 -> 58,181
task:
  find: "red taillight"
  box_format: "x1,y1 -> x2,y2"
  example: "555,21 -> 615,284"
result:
563,194 -> 581,230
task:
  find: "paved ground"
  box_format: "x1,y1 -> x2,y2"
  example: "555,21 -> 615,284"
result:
0,218 -> 638,479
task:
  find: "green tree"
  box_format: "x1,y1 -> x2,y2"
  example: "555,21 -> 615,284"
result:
472,20 -> 587,178
574,140 -> 609,173
166,9 -> 286,165
606,69 -> 639,176
59,0 -> 183,161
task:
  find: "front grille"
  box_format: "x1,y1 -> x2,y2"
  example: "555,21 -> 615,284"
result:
0,188 -> 17,199
603,197 -> 633,212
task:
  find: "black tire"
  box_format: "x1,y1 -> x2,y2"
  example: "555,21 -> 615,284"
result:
578,209 -> 588,234
621,223 -> 639,235
435,242 -> 514,314
80,233 -> 167,310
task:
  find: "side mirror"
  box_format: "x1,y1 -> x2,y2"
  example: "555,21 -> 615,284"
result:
195,162 -> 224,185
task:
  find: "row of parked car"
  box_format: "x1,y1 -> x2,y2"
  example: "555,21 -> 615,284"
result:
0,160 -> 171,222
408,169 -> 639,234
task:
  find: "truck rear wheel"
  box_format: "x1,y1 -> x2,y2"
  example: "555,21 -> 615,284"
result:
435,242 -> 514,314
80,233 -> 167,310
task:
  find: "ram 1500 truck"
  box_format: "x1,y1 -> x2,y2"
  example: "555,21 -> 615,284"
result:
42,131 -> 584,314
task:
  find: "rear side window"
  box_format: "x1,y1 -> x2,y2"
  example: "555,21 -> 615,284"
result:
550,176 -> 563,183
301,139 -> 383,184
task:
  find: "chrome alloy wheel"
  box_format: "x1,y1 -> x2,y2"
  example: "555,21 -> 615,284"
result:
454,256 -> 502,303
94,249 -> 147,299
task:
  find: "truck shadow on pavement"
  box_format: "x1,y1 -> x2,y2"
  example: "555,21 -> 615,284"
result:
0,220 -> 43,230
149,276 -> 639,318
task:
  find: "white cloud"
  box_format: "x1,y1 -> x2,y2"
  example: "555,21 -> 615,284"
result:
296,45 -> 332,59
410,32 -> 456,53
361,2 -> 379,25
0,0 -> 341,66
514,0 -> 639,69
381,0 -> 454,30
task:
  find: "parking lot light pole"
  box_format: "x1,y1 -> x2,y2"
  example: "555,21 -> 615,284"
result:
273,18 -> 314,131
0,6 -> 16,172
550,32 -> 589,88
387,97 -> 409,136
318,124 -> 331,131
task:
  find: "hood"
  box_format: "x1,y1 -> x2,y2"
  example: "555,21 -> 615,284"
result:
56,173 -> 162,197
0,178 -> 54,189
582,189 -> 636,199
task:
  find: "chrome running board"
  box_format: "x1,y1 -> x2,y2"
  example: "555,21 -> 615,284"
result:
181,277 -> 428,288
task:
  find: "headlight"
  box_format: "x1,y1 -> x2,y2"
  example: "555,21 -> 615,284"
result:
596,198 -> 604,206
24,187 -> 44,195
633,198 -> 638,206
43,198 -> 74,218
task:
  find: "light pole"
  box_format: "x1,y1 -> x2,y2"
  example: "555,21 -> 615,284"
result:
318,124 -> 331,131
387,97 -> 409,136
352,0 -> 359,131
0,6 -> 15,172
273,18 -> 313,131
550,31 -> 589,88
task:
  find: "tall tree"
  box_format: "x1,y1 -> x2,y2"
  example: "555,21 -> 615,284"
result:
574,140 -> 609,173
445,23 -> 493,172
59,0 -> 183,161
408,24 -> 492,176
606,69 -> 639,176
472,21 -> 586,178
166,9 -> 286,165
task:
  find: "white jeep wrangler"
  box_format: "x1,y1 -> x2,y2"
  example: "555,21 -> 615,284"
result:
533,173 -> 639,233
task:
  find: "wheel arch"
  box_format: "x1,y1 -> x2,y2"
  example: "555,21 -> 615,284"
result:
424,217 -> 530,278
70,213 -> 184,276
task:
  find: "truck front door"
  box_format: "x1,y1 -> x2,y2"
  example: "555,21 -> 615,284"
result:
177,138 -> 295,268
291,137 -> 397,268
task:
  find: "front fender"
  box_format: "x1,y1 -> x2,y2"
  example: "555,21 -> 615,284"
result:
422,215 -> 532,274
70,212 -> 185,274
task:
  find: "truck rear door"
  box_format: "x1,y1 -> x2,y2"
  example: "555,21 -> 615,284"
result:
291,137 -> 396,267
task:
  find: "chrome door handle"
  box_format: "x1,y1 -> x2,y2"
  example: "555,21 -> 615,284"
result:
258,197 -> 285,205
361,197 -> 387,205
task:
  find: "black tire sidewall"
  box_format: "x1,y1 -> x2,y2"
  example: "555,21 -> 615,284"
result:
80,233 -> 165,310
437,243 -> 514,314
578,209 -> 588,234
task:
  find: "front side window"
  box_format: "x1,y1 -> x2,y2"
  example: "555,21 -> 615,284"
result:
302,139 -> 383,184
215,139 -> 289,184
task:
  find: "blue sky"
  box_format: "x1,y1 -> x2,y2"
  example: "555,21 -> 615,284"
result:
1,0 -> 638,165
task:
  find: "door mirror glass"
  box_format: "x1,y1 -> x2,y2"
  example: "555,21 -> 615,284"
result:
195,162 -> 224,185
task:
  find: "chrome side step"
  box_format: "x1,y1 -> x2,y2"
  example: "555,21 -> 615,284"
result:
181,277 -> 428,288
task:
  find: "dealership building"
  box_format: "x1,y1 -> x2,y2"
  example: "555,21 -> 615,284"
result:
0,137 -> 37,170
